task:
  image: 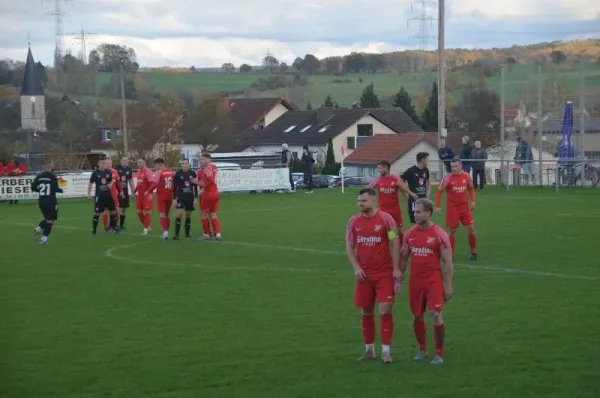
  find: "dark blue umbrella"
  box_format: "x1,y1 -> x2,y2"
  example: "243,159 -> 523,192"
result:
558,101 -> 576,163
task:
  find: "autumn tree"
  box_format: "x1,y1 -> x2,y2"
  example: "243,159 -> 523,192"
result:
182,94 -> 234,152
454,84 -> 500,135
221,63 -> 235,74
262,54 -> 279,74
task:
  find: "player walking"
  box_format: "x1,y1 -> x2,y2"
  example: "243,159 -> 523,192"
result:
134,157 -> 154,235
173,159 -> 198,240
88,158 -> 118,235
435,158 -> 478,260
196,153 -> 221,240
147,158 -> 175,240
115,156 -> 134,230
346,188 -> 401,364
31,162 -> 63,244
368,161 -> 417,243
401,152 -> 431,224
398,198 -> 453,365
102,158 -> 123,232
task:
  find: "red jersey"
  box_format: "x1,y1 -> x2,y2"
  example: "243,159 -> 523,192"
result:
135,167 -> 154,195
148,168 -> 175,198
368,174 -> 402,210
402,223 -> 450,282
109,168 -> 122,195
436,171 -> 475,208
199,164 -> 218,195
346,211 -> 398,279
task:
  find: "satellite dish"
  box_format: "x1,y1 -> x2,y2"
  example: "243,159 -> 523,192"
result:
29,96 -> 36,103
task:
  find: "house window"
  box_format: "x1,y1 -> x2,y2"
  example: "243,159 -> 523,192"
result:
284,125 -> 297,133
300,124 -> 312,132
356,136 -> 370,148
102,129 -> 112,142
347,136 -> 356,150
357,124 -> 373,137
318,125 -> 330,133
585,151 -> 600,159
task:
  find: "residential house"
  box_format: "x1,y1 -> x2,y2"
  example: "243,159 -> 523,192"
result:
343,134 -> 440,180
240,108 -> 423,164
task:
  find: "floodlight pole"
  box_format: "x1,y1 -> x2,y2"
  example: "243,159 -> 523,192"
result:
437,0 -> 446,179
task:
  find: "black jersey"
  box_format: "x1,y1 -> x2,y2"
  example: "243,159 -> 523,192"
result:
401,166 -> 430,198
89,168 -> 113,197
114,164 -> 133,196
31,171 -> 63,205
174,169 -> 198,200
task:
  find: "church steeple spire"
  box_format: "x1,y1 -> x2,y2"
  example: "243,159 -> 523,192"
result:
21,47 -> 45,96
20,46 -> 47,131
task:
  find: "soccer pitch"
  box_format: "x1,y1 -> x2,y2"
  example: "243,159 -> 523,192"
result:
1,188 -> 599,398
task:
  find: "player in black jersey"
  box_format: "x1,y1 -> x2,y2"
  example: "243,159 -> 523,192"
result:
172,158 -> 198,239
87,158 -> 117,234
31,162 -> 63,244
401,152 -> 431,224
114,156 -> 134,230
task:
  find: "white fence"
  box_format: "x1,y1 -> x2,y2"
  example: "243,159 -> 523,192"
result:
0,168 -> 292,201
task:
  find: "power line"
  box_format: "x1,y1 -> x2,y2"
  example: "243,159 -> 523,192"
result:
64,25 -> 97,64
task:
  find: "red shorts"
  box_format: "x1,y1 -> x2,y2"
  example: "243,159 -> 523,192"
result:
409,280 -> 444,317
446,205 -> 474,229
156,197 -> 173,214
354,275 -> 395,309
200,193 -> 219,213
381,206 -> 402,228
136,195 -> 153,211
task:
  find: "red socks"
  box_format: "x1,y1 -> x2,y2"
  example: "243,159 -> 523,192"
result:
137,212 -> 145,225
103,213 -> 109,229
144,213 -> 151,229
160,216 -> 169,232
361,314 -> 375,345
468,232 -> 477,255
201,217 -> 211,235
380,314 -> 393,346
449,235 -> 456,254
211,217 -> 221,234
413,319 -> 427,351
434,323 -> 445,357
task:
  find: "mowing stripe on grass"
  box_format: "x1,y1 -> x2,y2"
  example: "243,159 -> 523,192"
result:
2,220 -> 598,281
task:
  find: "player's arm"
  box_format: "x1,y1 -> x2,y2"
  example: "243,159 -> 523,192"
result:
366,176 -> 379,188
345,218 -> 366,280
192,171 -> 199,197
398,232 -> 410,280
435,174 -> 449,212
426,174 -> 431,199
30,175 -> 40,192
115,172 -> 123,194
467,174 -> 476,209
439,231 -> 454,300
146,170 -> 160,195
87,174 -> 94,199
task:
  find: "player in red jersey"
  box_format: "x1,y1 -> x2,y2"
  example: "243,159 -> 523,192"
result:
133,157 -> 154,235
368,160 -> 417,243
399,198 -> 453,365
435,158 -> 478,260
146,158 -> 175,240
102,158 -> 123,231
195,153 -> 222,240
346,188 -> 401,364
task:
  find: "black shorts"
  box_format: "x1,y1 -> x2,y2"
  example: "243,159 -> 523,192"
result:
39,203 -> 58,221
94,196 -> 116,213
175,198 -> 195,212
118,194 -> 130,209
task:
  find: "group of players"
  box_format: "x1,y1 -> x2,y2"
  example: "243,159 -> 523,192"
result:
347,152 -> 478,365
30,149 -> 478,365
32,152 -> 223,244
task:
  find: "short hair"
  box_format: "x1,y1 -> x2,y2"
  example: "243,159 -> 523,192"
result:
416,152 -> 429,163
182,158 -> 190,162
415,198 -> 434,215
200,153 -> 211,159
153,158 -> 165,164
451,157 -> 461,164
377,161 -> 391,169
358,187 -> 377,197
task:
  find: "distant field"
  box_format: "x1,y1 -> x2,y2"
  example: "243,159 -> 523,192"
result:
83,64 -> 600,108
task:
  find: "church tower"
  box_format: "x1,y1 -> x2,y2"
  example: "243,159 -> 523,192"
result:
20,47 -> 47,131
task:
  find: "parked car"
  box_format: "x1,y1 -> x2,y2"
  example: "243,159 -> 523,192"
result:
330,176 -> 371,188
295,174 -> 330,189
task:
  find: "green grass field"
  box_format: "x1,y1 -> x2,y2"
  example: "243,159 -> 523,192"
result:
1,188 -> 600,397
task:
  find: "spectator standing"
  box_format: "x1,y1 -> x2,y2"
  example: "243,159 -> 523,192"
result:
8,160 -> 27,204
438,139 -> 455,174
281,143 -> 295,192
301,145 -> 315,194
0,162 -> 4,176
460,136 -> 473,173
514,136 -> 534,185
471,141 -> 488,190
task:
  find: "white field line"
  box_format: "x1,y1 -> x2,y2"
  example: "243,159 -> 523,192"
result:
1,220 -> 598,281
555,213 -> 600,218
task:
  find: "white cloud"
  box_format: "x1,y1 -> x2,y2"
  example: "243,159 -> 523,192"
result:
0,0 -> 598,66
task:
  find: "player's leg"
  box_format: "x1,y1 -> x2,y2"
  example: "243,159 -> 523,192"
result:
119,197 -> 129,229
102,209 -> 110,231
426,282 -> 445,364
446,209 -> 459,254
136,197 -> 146,228
462,211 -> 477,260
209,197 -> 221,240
409,284 -> 428,360
112,198 -> 120,231
184,201 -> 194,238
40,205 -> 57,244
200,196 -> 213,239
35,205 -> 47,237
174,201 -> 184,239
355,280 -> 377,361
92,198 -> 103,235
107,200 -> 118,232
375,276 -> 395,363
157,200 -> 168,239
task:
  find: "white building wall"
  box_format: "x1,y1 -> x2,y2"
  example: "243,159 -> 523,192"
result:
263,103 -> 290,126
331,114 -> 398,162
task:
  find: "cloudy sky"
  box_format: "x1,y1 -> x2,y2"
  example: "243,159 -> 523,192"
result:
1,0 -> 599,67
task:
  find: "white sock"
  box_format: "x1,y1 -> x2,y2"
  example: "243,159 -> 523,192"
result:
382,345 -> 391,354
365,343 -> 374,351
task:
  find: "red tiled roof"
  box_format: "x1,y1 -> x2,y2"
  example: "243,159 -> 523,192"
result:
344,134 -> 438,165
